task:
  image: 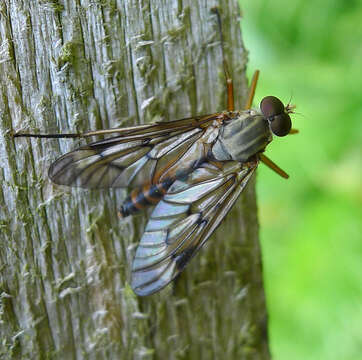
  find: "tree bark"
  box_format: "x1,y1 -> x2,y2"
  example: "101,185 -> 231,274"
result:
0,1 -> 270,359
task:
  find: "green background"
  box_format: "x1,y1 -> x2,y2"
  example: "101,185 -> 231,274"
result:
241,0 -> 362,359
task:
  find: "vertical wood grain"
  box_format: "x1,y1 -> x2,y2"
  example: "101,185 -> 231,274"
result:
0,1 -> 270,358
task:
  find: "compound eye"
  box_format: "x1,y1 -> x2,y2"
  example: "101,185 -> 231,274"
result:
269,113 -> 292,137
260,96 -> 284,118
260,96 -> 292,136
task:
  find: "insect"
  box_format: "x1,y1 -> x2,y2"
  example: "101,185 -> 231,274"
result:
13,9 -> 297,296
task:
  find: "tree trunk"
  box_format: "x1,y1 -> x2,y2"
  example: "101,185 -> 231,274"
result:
0,1 -> 270,359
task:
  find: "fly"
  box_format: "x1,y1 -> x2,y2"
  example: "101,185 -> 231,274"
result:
13,8 -> 297,296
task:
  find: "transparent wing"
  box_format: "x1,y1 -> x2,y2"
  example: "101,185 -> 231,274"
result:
131,159 -> 258,296
48,114 -> 220,188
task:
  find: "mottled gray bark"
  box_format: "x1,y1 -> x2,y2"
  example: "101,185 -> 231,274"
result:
0,1 -> 270,359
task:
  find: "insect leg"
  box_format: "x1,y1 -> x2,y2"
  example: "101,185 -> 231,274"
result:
289,129 -> 299,134
12,125 -> 153,139
12,132 -> 81,139
259,153 -> 289,179
244,70 -> 260,110
211,7 -> 235,111
224,61 -> 235,112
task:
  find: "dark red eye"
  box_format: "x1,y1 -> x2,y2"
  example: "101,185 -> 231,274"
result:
260,96 -> 284,117
260,96 -> 292,137
268,113 -> 291,136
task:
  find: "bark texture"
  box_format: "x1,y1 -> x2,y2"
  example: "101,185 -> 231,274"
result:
0,1 -> 270,359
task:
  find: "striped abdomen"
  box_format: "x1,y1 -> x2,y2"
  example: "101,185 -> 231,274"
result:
120,178 -> 174,217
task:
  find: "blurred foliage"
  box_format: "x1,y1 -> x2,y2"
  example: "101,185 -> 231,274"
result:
240,0 -> 362,359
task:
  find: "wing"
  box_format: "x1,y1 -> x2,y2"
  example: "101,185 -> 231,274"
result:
48,114 -> 220,188
131,159 -> 258,296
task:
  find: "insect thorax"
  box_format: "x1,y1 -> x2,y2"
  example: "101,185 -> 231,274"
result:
211,111 -> 272,162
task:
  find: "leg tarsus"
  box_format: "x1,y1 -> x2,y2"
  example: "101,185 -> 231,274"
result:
244,70 -> 260,110
212,7 -> 235,112
12,132 -> 81,139
259,153 -> 289,179
225,61 -> 235,111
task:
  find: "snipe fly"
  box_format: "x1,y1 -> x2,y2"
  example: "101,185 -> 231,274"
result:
13,9 -> 297,296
